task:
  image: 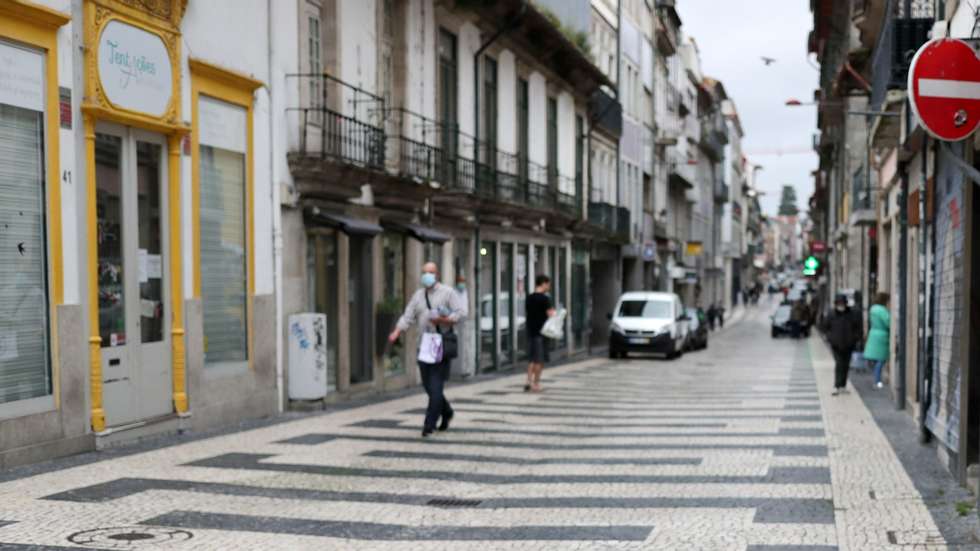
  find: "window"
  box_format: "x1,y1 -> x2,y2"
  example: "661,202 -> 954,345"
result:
439,29 -> 458,151
618,300 -> 671,318
199,96 -> 248,367
518,78 -> 529,183
307,14 -> 322,122
0,41 -> 50,404
547,97 -> 557,187
575,115 -> 584,203
483,57 -> 497,169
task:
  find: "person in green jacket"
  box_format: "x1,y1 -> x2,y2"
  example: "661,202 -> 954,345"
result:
864,292 -> 891,388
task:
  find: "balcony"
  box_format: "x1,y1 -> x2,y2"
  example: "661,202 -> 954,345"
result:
587,202 -> 630,242
589,88 -> 622,139
655,0 -> 681,56
286,73 -> 386,200
869,2 -> 932,111
699,110 -> 727,161
714,180 -> 729,203
666,150 -> 695,189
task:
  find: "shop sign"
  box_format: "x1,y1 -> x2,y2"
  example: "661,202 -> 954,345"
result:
685,241 -> 703,256
811,240 -> 827,253
0,42 -> 43,112
97,20 -> 173,117
641,242 -> 656,261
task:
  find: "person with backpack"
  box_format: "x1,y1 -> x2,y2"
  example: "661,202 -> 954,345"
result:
389,261 -> 466,437
524,274 -> 556,393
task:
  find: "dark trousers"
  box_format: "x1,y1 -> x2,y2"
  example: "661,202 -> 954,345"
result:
832,347 -> 852,389
419,360 -> 453,431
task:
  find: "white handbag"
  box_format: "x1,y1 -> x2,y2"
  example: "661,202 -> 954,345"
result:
540,308 -> 567,340
417,332 -> 443,364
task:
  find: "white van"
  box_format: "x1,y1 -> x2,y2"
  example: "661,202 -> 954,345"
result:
608,291 -> 689,359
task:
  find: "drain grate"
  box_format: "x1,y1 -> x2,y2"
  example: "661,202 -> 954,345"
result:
68,526 -> 193,548
426,498 -> 482,508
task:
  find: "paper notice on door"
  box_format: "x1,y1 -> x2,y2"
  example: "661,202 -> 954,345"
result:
140,299 -> 158,319
0,332 -> 18,361
138,249 -> 148,283
146,254 -> 162,279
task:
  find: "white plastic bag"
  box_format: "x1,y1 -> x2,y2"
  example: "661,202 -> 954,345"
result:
540,308 -> 567,340
418,332 -> 443,363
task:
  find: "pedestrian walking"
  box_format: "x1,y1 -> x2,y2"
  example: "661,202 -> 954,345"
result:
525,274 -> 556,393
864,292 -> 891,389
789,300 -> 806,339
706,304 -> 717,331
388,262 -> 466,437
822,294 -> 863,395
717,305 -> 725,328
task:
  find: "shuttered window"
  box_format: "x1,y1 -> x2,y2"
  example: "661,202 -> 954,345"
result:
0,41 -> 50,404
199,96 -> 248,366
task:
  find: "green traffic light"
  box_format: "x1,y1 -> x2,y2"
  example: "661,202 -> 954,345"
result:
803,256 -> 820,271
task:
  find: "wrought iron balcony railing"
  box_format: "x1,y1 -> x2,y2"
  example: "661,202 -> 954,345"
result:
869,0 -> 933,110
287,73 -> 386,171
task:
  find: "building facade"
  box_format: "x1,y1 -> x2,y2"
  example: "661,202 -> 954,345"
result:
0,0 -> 278,467
809,0 -> 980,488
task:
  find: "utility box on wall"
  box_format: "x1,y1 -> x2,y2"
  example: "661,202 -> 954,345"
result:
287,313 -> 328,400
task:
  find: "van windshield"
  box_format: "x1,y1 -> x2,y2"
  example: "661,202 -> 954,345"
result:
618,300 -> 671,318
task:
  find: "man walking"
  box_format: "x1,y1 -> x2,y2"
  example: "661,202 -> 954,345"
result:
524,275 -> 556,393
822,294 -> 863,395
389,262 -> 466,437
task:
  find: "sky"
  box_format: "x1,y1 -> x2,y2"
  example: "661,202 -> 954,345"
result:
675,0 -> 818,217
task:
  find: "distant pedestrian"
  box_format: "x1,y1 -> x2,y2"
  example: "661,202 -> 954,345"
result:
717,305 -> 725,328
822,294 -> 863,396
706,304 -> 717,330
389,261 -> 466,437
864,293 -> 891,389
790,300 -> 806,339
525,274 -> 556,393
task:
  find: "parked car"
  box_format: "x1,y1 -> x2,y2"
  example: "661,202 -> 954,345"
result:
608,292 -> 689,359
684,307 -> 708,350
771,304 -> 792,338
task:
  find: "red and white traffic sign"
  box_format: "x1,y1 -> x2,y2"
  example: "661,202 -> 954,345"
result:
909,38 -> 980,141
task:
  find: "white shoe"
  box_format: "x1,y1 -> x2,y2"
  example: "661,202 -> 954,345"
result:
832,389 -> 840,396
875,382 -> 884,389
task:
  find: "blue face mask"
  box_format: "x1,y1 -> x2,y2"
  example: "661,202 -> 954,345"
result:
421,272 -> 437,288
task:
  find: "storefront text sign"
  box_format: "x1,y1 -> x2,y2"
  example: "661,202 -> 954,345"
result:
97,20 -> 172,117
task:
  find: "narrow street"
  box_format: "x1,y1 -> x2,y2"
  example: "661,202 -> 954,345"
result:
0,299 -> 972,550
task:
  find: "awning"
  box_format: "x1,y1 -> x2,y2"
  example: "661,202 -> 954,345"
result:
305,207 -> 382,236
382,221 -> 451,243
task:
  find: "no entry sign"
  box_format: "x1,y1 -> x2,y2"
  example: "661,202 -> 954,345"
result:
909,38 -> 980,141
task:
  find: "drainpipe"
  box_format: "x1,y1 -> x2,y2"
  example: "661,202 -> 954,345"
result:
918,136 -> 930,443
268,0 -> 284,413
896,101 -> 909,411
471,1 -> 527,374
615,0 -> 622,234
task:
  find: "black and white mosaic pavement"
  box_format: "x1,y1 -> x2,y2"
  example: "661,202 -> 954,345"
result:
0,304 -> 965,549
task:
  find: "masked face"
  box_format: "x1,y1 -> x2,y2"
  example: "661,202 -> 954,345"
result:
835,304 -> 846,312
421,272 -> 437,288
456,283 -> 466,292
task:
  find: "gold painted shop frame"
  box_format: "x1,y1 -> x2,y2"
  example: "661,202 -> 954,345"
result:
0,0 -> 70,412
189,59 -> 262,371
82,0 -> 189,432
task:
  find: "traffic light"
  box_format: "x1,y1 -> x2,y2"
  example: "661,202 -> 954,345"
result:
802,255 -> 820,276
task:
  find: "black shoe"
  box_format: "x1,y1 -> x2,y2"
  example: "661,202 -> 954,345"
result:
524,384 -> 531,392
422,428 -> 434,437
438,411 -> 454,432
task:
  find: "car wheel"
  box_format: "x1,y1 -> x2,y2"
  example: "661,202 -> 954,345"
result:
771,329 -> 778,338
609,349 -> 619,359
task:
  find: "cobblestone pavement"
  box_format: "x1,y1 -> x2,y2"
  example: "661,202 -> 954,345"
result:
0,303 -> 976,550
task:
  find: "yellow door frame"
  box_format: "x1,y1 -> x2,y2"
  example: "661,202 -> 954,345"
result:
82,0 -> 189,432
0,0 -> 70,408
189,59 -> 262,370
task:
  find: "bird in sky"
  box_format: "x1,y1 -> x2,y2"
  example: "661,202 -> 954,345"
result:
761,56 -> 777,66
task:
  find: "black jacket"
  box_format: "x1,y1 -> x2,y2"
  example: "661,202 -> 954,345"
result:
822,307 -> 863,351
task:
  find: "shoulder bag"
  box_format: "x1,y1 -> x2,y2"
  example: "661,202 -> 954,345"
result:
426,290 -> 458,361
